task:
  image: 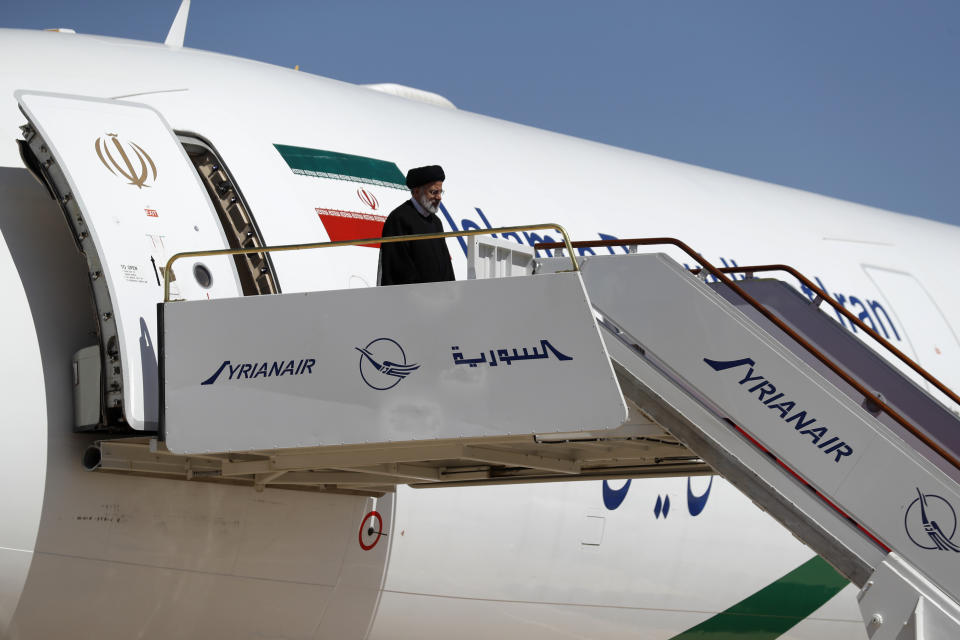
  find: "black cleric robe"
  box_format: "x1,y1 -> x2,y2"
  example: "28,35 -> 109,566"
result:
378,200 -> 455,286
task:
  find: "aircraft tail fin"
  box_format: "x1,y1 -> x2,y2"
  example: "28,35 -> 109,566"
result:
164,0 -> 191,47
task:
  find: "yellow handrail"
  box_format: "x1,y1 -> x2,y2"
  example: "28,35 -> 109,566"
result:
163,223 -> 577,302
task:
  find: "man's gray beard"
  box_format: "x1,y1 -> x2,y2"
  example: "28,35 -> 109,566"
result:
417,192 -> 439,214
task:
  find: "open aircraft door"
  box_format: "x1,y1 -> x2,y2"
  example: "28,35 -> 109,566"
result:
17,91 -> 243,430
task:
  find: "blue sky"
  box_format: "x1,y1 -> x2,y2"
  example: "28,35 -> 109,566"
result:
5,1 -> 959,226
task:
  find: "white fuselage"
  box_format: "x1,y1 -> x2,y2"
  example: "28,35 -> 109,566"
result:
2,28 -> 958,639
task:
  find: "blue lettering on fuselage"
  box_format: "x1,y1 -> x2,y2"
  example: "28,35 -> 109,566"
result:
440,203 -> 598,258
602,477 -> 714,517
687,477 -> 713,516
602,479 -> 631,510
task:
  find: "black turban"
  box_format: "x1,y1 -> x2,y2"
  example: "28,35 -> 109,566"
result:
406,165 -> 445,189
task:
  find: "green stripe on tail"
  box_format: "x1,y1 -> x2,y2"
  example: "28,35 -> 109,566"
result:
669,556 -> 849,640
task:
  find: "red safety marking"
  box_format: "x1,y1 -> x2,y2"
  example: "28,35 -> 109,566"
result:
359,510 -> 383,550
728,421 -> 892,553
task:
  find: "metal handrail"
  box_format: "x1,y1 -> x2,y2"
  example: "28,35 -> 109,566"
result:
163,223 -> 577,302
690,263 -> 960,411
534,236 -> 960,473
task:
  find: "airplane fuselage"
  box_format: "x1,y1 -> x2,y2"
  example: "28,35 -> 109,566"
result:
2,28 -> 958,639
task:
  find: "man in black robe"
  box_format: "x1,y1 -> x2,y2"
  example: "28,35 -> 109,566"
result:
377,165 -> 455,286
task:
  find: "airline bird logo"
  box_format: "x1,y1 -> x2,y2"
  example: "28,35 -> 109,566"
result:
355,347 -> 420,379
905,487 -> 960,552
356,338 -> 419,390
916,488 -> 960,552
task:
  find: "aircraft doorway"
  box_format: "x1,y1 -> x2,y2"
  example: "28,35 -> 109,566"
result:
179,134 -> 279,296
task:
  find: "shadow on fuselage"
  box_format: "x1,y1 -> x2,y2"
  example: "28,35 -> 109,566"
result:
0,166 -> 99,630
0,166 -> 98,433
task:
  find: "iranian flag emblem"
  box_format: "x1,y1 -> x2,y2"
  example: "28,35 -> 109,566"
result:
275,144 -> 408,248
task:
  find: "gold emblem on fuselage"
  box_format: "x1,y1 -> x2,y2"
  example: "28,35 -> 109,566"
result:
95,133 -> 157,189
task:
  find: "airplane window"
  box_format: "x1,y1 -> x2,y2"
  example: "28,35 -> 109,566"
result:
193,263 -> 213,289
178,134 -> 279,295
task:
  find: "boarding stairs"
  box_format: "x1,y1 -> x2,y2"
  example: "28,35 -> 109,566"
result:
532,237 -> 960,640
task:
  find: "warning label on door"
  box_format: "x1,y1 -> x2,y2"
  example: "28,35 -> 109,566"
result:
119,263 -> 148,284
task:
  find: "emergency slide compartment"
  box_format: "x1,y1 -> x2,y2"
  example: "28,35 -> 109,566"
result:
160,271 -> 629,454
